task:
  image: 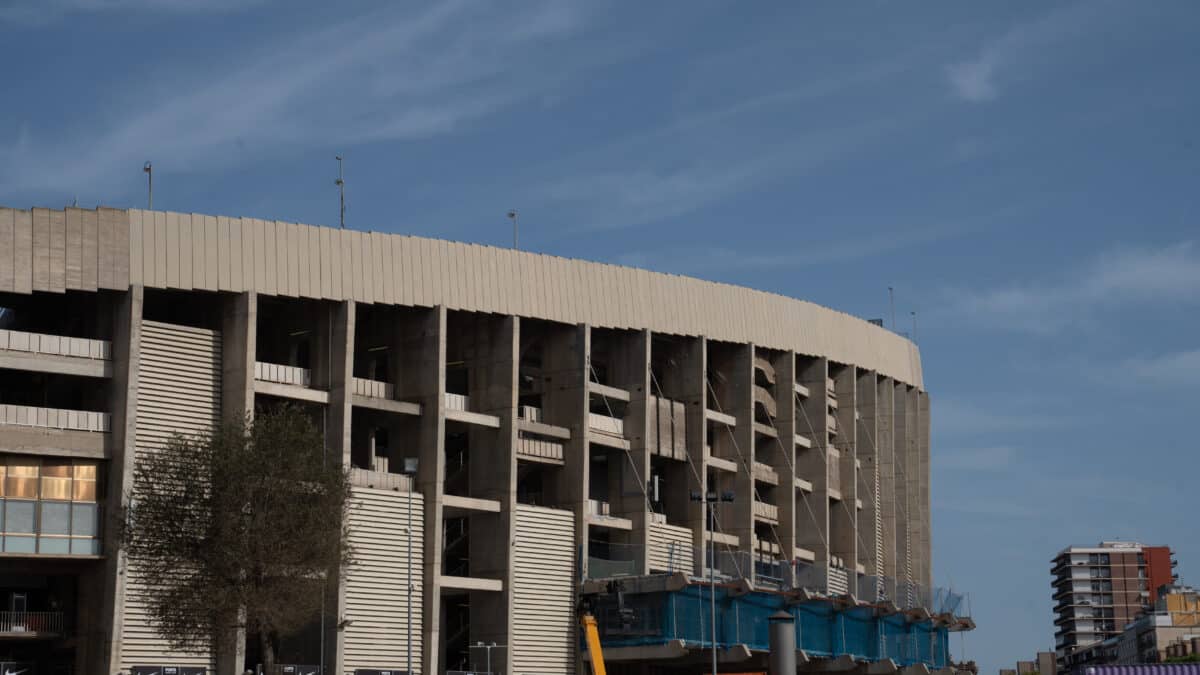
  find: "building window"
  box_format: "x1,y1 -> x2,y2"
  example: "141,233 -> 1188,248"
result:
0,456 -> 101,555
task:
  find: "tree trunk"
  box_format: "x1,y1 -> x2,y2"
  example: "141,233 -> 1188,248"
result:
259,630 -> 276,674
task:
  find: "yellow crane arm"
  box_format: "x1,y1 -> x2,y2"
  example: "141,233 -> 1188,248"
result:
581,612 -> 607,675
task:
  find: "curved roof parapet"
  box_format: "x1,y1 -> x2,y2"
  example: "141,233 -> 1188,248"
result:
0,206 -> 923,388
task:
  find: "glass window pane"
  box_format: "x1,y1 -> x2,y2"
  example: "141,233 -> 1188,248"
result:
73,479 -> 96,502
40,502 -> 71,535
41,461 -> 71,477
7,460 -> 39,477
71,503 -> 98,537
5,500 -> 35,533
4,535 -> 36,553
41,477 -> 71,501
5,478 -> 37,499
38,537 -> 70,554
70,538 -> 99,555
73,462 -> 97,480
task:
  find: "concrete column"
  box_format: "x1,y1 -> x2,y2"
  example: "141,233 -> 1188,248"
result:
795,357 -> 830,572
609,329 -> 651,574
399,306 -> 446,675
99,284 -> 142,675
855,370 -> 881,583
722,344 -> 755,573
221,291 -> 256,423
324,300 -> 354,675
769,350 -> 797,583
546,324 -> 589,574
918,391 -> 931,590
466,315 -> 517,675
830,366 -> 857,580
877,378 -> 897,586
215,290 -> 257,675
674,337 -> 707,568
893,383 -> 914,593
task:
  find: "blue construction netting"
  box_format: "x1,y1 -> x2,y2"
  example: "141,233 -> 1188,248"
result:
603,585 -> 951,669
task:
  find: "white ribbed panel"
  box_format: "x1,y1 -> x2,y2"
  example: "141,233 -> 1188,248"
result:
121,320 -> 221,671
513,505 -> 575,675
648,522 -> 694,574
343,487 -> 424,675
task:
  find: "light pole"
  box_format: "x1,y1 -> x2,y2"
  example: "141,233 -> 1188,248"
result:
402,456 -> 420,675
507,210 -> 518,249
335,156 -> 345,229
143,161 -> 153,209
473,641 -> 501,675
691,489 -> 735,675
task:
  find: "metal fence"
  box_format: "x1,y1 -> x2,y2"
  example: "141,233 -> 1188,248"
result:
584,541 -> 971,619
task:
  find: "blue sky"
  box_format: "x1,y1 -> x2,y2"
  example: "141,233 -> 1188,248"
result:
3,1 -> 1198,671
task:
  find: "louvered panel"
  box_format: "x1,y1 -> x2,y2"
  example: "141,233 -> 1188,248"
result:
648,522 -> 694,574
14,209 -> 33,294
0,208 -> 13,293
318,227 -> 333,299
121,319 -> 221,672
81,209 -> 99,291
64,208 -> 82,290
512,505 -> 575,675
186,213 -> 205,290
344,487 -> 424,675
49,209 -> 66,293
32,208 -> 51,291
228,217 -> 245,292
164,211 -> 181,289
128,210 -> 144,287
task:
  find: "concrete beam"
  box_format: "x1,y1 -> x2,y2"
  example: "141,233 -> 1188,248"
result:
0,350 -> 111,378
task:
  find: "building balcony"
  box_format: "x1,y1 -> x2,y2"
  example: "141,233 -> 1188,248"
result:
444,392 -> 500,428
351,377 -> 421,416
752,500 -> 778,524
1,404 -> 111,434
0,611 -> 65,637
588,413 -> 628,449
586,500 -> 632,531
517,433 -> 566,464
752,461 -> 778,486
0,328 -> 112,378
254,361 -> 329,403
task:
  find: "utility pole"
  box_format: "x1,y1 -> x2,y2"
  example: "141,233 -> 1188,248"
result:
507,209 -> 518,249
335,156 -> 345,229
888,286 -> 896,331
692,489 -> 734,675
143,162 -> 153,209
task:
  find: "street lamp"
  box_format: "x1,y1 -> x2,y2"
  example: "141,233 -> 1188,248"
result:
402,456 -> 420,675
473,641 -> 502,675
691,489 -> 735,675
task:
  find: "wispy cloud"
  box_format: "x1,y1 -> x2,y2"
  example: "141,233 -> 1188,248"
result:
938,446 -> 1019,472
945,2 -> 1111,103
0,0 -> 258,25
537,114 -> 909,235
1120,348 -> 1200,386
941,241 -> 1200,333
0,1 -> 601,196
934,398 -> 1070,438
614,220 -> 971,274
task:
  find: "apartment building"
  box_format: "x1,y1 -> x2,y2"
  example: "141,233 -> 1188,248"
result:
0,206 -> 952,675
1052,541 -> 1177,667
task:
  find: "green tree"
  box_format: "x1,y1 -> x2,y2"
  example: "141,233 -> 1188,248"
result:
123,404 -> 351,672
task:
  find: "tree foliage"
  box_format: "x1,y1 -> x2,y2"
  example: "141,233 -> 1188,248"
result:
123,404 -> 351,667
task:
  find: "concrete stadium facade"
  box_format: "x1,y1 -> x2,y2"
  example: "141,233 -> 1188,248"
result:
0,206 -> 935,675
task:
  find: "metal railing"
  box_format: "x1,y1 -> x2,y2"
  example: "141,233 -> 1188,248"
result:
0,611 -> 65,634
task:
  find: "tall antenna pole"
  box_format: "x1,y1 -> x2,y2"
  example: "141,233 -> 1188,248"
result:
911,311 -> 918,342
143,162 -> 153,209
507,209 -> 518,249
335,156 -> 345,229
888,286 -> 896,330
